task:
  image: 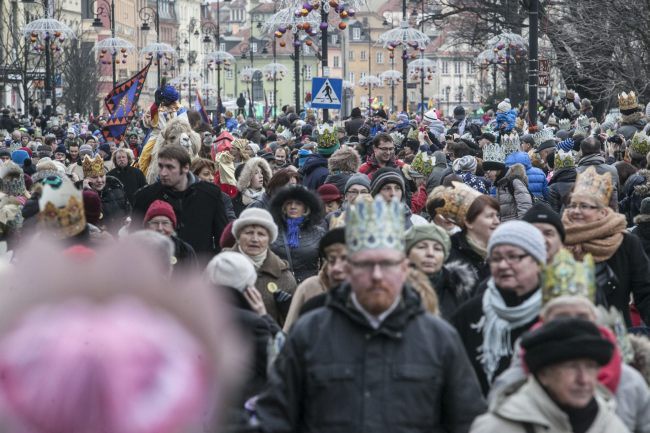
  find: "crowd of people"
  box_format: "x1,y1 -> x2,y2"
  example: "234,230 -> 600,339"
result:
1,84 -> 650,432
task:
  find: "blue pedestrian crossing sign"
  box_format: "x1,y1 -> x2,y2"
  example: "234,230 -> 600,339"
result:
311,77 -> 342,109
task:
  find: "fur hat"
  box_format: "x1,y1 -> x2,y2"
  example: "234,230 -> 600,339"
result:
269,185 -> 324,226
232,208 -> 278,243
236,157 -> 272,192
32,158 -> 63,183
327,147 -> 361,174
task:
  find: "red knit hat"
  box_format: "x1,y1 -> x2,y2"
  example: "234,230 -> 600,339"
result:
144,200 -> 177,228
317,183 -> 342,203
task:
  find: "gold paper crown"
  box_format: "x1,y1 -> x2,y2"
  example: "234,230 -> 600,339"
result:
38,176 -> 86,239
407,128 -> 419,141
82,154 -> 105,178
572,166 -> 613,206
542,249 -> 596,304
345,195 -> 404,254
410,152 -> 434,177
554,149 -> 575,169
426,181 -> 482,228
618,91 -> 638,111
629,131 -> 650,156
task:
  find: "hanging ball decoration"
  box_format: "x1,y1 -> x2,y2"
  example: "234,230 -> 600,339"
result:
347,8 -> 355,16
320,22 -> 328,31
54,31 -> 61,37
280,41 -> 286,47
329,0 -> 338,7
303,22 -> 311,30
293,40 -> 301,47
305,39 -> 313,46
294,9 -> 302,17
338,22 -> 347,30
296,23 -> 304,30
303,2 -> 312,11
120,48 -> 127,53
122,60 -> 127,64
301,8 -> 309,16
275,31 -> 283,38
339,10 -> 348,18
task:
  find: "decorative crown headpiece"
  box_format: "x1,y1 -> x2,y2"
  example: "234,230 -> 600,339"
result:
547,114 -> 558,127
572,166 -> 613,207
554,149 -> 575,169
576,115 -> 590,129
532,128 -> 555,147
618,91 -> 638,111
501,133 -> 521,155
407,128 -> 419,141
558,118 -> 571,131
482,143 -> 506,165
38,176 -> 86,239
345,196 -> 404,254
390,131 -> 405,146
82,154 -> 105,178
409,152 -> 434,178
316,124 -> 339,149
629,131 -> 650,157
426,181 -> 482,228
542,249 -> 596,304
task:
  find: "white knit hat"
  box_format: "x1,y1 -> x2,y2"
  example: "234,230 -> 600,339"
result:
232,208 -> 278,242
488,220 -> 547,264
497,99 -> 512,113
423,109 -> 438,123
205,251 -> 257,292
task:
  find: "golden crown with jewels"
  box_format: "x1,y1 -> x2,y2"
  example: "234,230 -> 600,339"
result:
618,91 -> 638,111
542,249 -> 596,304
427,181 -> 482,228
572,166 -> 613,207
38,176 -> 86,239
82,154 -> 105,178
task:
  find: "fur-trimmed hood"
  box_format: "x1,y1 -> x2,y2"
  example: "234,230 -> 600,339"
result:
621,111 -> 646,127
236,157 -> 273,192
633,169 -> 650,198
327,147 -> 361,174
628,333 -> 650,386
443,260 -> 478,298
498,162 -> 529,187
269,185 -> 324,228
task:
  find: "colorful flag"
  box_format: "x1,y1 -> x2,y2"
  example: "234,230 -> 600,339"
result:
102,61 -> 151,142
193,89 -> 210,124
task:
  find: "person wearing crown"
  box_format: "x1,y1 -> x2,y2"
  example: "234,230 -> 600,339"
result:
487,250 -> 650,433
617,92 -> 647,140
81,154 -> 130,234
576,136 -> 620,211
562,166 -> 650,327
256,196 -> 486,433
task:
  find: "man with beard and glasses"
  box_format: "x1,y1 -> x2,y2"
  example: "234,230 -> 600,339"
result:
256,195 -> 486,433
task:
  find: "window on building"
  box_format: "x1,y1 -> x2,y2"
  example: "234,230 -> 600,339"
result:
360,71 -> 367,80
219,42 -> 225,52
442,61 -> 448,75
349,72 -> 355,84
466,61 -> 473,75
331,34 -> 338,45
348,51 -> 355,60
376,52 -> 383,64
305,65 -> 312,79
251,42 -> 258,53
333,55 -> 340,68
454,61 -> 461,75
352,27 -> 361,40
360,50 -> 367,61
226,69 -> 233,79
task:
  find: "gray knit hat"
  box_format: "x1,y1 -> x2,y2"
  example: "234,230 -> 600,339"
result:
205,251 -> 257,292
404,223 -> 451,260
232,208 -> 279,242
344,173 -> 371,194
79,144 -> 94,157
370,167 -> 405,197
488,220 -> 547,264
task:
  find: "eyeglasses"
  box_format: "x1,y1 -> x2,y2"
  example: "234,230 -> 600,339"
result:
348,258 -> 403,272
376,146 -> 395,153
487,253 -> 529,266
147,220 -> 173,228
346,189 -> 369,197
566,202 -> 600,211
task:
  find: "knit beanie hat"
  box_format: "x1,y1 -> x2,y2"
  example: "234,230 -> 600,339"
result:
522,202 -> 565,242
11,150 -> 29,167
556,138 -> 574,152
423,109 -> 438,123
144,200 -> 177,228
497,99 -> 512,113
205,251 -> 257,292
487,220 -> 547,264
370,167 -> 405,197
641,197 -> 650,215
54,144 -> 67,155
358,124 -> 371,138
232,208 -> 278,242
404,223 -> 451,260
317,183 -> 342,203
37,145 -> 52,159
522,318 -> 614,374
344,173 -> 371,194
82,189 -> 102,225
79,144 -> 94,157
452,155 -> 477,173
318,227 -> 346,258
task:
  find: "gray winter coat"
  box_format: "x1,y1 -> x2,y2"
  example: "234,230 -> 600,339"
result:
256,283 -> 487,433
576,154 -> 620,211
426,151 -> 449,193
496,164 -> 532,221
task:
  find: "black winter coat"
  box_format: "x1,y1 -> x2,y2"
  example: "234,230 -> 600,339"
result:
600,232 -> 650,327
448,232 -> 490,283
428,261 -> 478,320
344,116 -> 365,137
631,222 -> 650,259
301,155 -> 329,191
132,173 -> 230,258
256,283 -> 487,433
451,287 -> 539,395
97,176 -> 131,233
547,167 -> 576,213
271,223 -> 326,284
107,165 -> 147,206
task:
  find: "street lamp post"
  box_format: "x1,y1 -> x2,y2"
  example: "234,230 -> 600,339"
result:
90,0 -> 116,87
139,1 -> 161,86
458,84 -> 463,105
445,85 -> 450,115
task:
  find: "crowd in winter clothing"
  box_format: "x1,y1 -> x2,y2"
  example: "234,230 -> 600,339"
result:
2,85 -> 650,433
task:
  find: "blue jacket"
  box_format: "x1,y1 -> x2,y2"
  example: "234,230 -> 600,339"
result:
301,154 -> 329,191
505,152 -> 549,199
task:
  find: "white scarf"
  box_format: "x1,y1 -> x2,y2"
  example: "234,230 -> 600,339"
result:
473,278 -> 541,384
242,187 -> 265,206
237,245 -> 267,269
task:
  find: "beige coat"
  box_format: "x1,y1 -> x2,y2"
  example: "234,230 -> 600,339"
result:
282,270 -> 329,332
471,377 -> 630,433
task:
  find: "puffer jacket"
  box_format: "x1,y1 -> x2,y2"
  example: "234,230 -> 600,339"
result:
301,154 -> 329,191
271,223 -> 326,284
505,152 -> 548,200
448,231 -> 490,283
471,377 -> 630,433
547,167 -> 576,213
256,283 -> 487,433
96,175 -> 131,233
496,164 -> 533,221
576,153 -> 619,210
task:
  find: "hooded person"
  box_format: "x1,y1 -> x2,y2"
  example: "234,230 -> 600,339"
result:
0,161 -> 30,205
323,146 -> 361,194
616,91 -> 647,140
300,125 -> 339,191
269,185 -> 326,284
233,157 -> 273,217
562,167 -> 650,327
82,154 -> 130,234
